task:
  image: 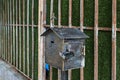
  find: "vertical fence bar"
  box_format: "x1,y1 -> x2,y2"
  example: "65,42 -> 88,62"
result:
5,0 -> 8,61
50,0 -> 54,27
80,0 -> 84,80
2,0 -> 4,59
3,0 -> 5,60
0,0 -> 3,58
43,0 -> 46,79
19,0 -> 22,70
3,1 -> 5,59
13,0 -> 16,66
50,66 -> 53,80
50,0 -> 54,79
38,0 -> 45,80
2,0 -> 4,58
0,10 -> 2,58
4,0 -> 7,60
43,0 -> 46,25
0,1 -> 3,58
69,0 -> 72,28
112,0 -> 117,80
80,0 -> 84,38
68,0 -> 72,80
6,0 -> 8,61
58,70 -> 61,80
10,0 -> 13,64
27,0 -> 30,76
0,9 -> 1,57
94,0 -> 98,80
16,0 -> 19,68
4,0 -> 5,60
31,0 -> 35,79
23,0 -> 26,73
58,0 -> 62,80
7,0 -> 10,62
1,0 -> 3,58
4,0 -> 6,60
0,2 -> 1,57
58,0 -> 61,27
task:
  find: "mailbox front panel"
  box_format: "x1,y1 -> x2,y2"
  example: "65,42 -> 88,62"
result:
62,39 -> 85,71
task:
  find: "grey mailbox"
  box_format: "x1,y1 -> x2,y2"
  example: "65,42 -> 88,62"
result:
41,27 -> 89,71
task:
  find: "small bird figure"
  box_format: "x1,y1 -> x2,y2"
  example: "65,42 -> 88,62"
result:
50,13 -> 57,20
50,13 -> 57,28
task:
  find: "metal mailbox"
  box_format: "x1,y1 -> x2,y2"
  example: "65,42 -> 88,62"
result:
41,27 -> 89,71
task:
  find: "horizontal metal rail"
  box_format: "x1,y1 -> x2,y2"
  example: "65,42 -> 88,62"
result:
44,25 -> 120,32
3,24 -> 120,32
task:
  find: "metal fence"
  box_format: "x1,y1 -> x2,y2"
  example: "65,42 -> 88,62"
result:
0,0 -> 39,80
0,0 -> 119,80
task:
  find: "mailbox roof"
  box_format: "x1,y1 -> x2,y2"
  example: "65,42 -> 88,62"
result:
41,27 -> 89,39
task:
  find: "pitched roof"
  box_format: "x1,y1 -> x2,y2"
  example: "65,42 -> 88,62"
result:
41,27 -> 89,39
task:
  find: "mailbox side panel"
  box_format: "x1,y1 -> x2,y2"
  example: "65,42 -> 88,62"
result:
45,32 -> 63,70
